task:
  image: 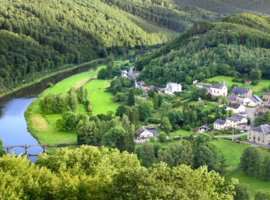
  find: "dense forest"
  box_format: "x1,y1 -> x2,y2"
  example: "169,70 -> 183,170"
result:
101,0 -> 223,32
174,0 -> 270,15
136,14 -> 270,86
0,0 -> 179,95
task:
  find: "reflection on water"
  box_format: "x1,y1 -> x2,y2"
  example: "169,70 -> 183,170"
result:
0,63 -> 96,162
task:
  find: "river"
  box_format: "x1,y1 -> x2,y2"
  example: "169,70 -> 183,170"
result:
0,63 -> 97,162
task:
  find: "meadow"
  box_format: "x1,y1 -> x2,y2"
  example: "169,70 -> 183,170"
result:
205,76 -> 269,95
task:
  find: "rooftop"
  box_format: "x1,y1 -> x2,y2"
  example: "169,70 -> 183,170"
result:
226,96 -> 237,102
231,87 -> 251,94
250,124 -> 270,135
247,95 -> 263,103
263,93 -> 270,96
215,119 -> 226,125
227,102 -> 241,109
197,83 -> 211,89
227,114 -> 246,122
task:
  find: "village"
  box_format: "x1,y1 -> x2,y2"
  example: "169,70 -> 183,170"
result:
121,69 -> 270,147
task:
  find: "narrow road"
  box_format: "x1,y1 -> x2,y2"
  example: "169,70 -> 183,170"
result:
245,107 -> 256,128
214,133 -> 247,138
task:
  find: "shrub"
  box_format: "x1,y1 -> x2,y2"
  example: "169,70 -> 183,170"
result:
55,119 -> 63,130
150,136 -> 156,143
185,125 -> 191,131
47,82 -> 53,88
159,133 -> 167,143
148,118 -> 161,124
252,80 -> 259,86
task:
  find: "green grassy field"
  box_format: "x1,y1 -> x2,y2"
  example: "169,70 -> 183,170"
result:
206,76 -> 269,95
172,129 -> 193,136
84,80 -> 119,115
226,169 -> 270,199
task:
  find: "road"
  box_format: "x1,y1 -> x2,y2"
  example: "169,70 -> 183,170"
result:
129,67 -> 134,79
214,133 -> 247,138
245,106 -> 256,128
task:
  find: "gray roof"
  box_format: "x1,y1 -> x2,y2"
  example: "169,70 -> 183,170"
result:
231,87 -> 251,94
259,109 -> 270,114
200,124 -> 211,130
212,84 -> 223,89
227,114 -> 246,122
197,83 -> 211,89
250,124 -> 270,135
226,96 -> 237,102
215,119 -> 226,125
239,111 -> 247,115
248,95 -> 263,103
263,93 -> 270,96
227,102 -> 241,109
134,127 -> 144,136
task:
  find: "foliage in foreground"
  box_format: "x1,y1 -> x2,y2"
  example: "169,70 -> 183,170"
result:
0,145 -> 237,199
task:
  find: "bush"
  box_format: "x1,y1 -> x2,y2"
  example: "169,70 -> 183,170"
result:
232,78 -> 243,83
185,125 -> 191,131
55,119 -> 63,130
159,133 -> 167,143
252,80 -> 259,86
47,82 -> 53,88
150,136 -> 156,143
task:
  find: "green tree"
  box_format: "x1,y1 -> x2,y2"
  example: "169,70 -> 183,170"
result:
261,155 -> 270,181
140,142 -> 155,168
139,101 -> 153,121
115,104 -> 127,118
159,133 -> 167,143
153,94 -> 159,110
128,89 -> 135,106
255,190 -> 270,200
0,139 -> 6,157
103,126 -> 127,152
221,96 -> 228,104
219,153 -> 228,175
196,133 -> 212,146
250,68 -> 262,81
239,147 -> 263,178
159,102 -> 172,119
195,146 -> 215,171
234,184 -> 250,200
161,117 -> 172,133
56,119 -> 63,130
196,100 -> 205,108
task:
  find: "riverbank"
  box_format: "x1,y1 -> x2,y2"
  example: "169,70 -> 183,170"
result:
0,58 -> 105,99
24,61 -> 126,144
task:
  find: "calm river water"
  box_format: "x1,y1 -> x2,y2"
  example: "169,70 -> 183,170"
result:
0,63 -> 97,162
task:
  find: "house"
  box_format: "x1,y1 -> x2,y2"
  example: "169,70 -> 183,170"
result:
165,82 -> 182,95
247,124 -> 270,145
225,114 -> 248,129
146,85 -> 155,92
193,80 -> 198,85
214,119 -> 227,130
157,88 -> 165,94
121,70 -> 127,78
135,81 -> 146,89
244,81 -> 252,85
243,95 -> 263,107
263,93 -> 270,100
226,96 -> 238,104
127,74 -> 133,80
256,101 -> 270,113
238,111 -> 248,118
197,79 -> 228,96
258,109 -> 270,117
226,102 -> 245,114
134,127 -> 154,139
198,125 -> 211,133
231,87 -> 252,97
146,125 -> 154,129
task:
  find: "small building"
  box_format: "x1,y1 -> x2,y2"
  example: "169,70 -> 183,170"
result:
165,82 -> 182,95
238,111 -> 248,118
256,101 -> 270,113
146,125 -> 154,129
226,102 -> 245,114
146,85 -> 155,92
263,93 -> 270,100
214,119 -> 227,130
226,114 -> 248,129
247,124 -> 270,145
231,87 -> 252,97
258,109 -> 270,117
244,81 -> 252,85
157,88 -> 165,94
127,74 -> 133,80
226,96 -> 238,104
134,127 -> 154,139
193,80 -> 198,85
243,95 -> 263,107
135,81 -> 146,89
121,70 -> 128,78
198,124 -> 211,133
197,79 -> 228,96
134,71 -> 141,77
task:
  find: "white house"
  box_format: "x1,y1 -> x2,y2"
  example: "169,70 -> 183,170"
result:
197,79 -> 228,96
165,82 -> 182,95
247,124 -> 270,145
226,103 -> 246,114
214,119 -> 227,130
225,114 -> 248,129
134,127 -> 154,139
243,95 -> 263,107
121,70 -> 127,78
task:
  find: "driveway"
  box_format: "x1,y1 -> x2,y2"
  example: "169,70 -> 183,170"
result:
245,107 -> 256,128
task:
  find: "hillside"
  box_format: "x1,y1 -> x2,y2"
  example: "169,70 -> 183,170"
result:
102,0 -> 223,32
135,14 -> 270,86
0,0 -> 178,95
174,0 -> 270,15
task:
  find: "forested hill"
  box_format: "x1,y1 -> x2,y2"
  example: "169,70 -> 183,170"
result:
174,0 -> 270,15
101,0 -> 223,33
135,14 -> 270,87
0,0 -> 178,94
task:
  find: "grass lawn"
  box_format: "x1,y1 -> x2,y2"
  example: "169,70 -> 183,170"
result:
45,114 -> 62,129
172,129 -> 193,136
34,131 -> 77,144
85,80 -> 119,115
205,76 -> 270,95
226,169 -> 270,199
